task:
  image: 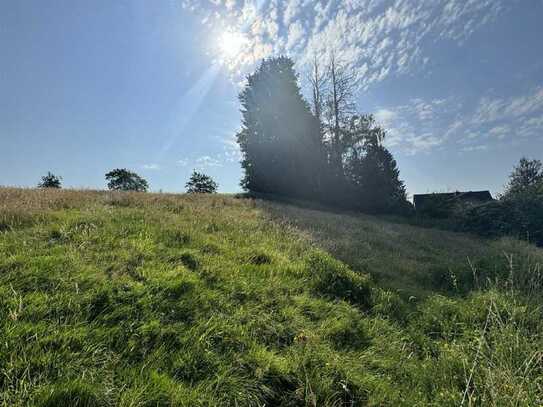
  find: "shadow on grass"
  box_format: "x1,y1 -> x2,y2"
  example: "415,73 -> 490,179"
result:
248,193 -> 543,299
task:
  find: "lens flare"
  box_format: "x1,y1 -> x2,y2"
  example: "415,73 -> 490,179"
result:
219,30 -> 247,59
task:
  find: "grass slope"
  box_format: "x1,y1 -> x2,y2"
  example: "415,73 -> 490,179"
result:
260,200 -> 543,297
0,188 -> 542,406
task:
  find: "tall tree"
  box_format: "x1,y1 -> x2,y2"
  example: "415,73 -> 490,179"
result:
343,115 -> 408,213
237,57 -> 322,199
308,56 -> 327,131
236,56 -> 409,214
324,52 -> 356,174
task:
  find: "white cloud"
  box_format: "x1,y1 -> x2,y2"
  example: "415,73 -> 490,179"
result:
376,97 -> 460,154
284,0 -> 302,25
518,115 -> 543,138
374,108 -> 397,127
142,163 -> 160,170
221,133 -> 243,163
182,0 -> 537,157
286,21 -> 305,50
183,0 -> 511,87
449,86 -> 543,144
176,159 -> 189,167
379,85 -> 543,155
473,87 -> 543,125
195,155 -> 223,168
462,144 -> 488,152
488,125 -> 510,139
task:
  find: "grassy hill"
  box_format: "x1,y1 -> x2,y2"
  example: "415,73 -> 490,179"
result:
1,188 -> 542,406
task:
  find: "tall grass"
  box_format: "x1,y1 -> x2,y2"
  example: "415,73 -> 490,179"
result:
0,187 -> 541,406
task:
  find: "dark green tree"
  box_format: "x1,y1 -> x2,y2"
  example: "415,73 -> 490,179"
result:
105,169 -> 148,192
462,158 -> 543,246
343,115 -> 408,213
236,56 -> 409,214
236,57 -> 323,199
502,157 -> 542,198
185,171 -> 218,193
38,172 -> 62,189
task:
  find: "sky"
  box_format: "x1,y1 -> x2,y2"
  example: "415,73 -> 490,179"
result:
1,0 -> 542,197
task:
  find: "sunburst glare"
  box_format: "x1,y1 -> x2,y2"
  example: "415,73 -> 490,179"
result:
218,29 -> 248,67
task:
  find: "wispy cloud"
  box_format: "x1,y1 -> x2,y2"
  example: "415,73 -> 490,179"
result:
221,134 -> 243,163
374,108 -> 397,128
195,155 -> 223,169
472,87 -> 543,126
184,0 -> 511,87
375,96 -> 461,155
457,86 -> 543,144
182,0 -> 537,158
142,163 -> 160,170
462,144 -> 488,152
376,85 -> 543,155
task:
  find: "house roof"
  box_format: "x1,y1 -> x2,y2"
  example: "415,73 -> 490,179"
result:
413,191 -> 493,208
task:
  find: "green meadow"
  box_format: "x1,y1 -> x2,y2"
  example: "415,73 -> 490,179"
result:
1,188 -> 542,406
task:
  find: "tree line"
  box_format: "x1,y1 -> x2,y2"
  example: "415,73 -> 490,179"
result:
37,169 -> 218,194
236,56 -> 409,214
460,157 -> 543,246
35,54 -> 542,245
234,56 -> 543,244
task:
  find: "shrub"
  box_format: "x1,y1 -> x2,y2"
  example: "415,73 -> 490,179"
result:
450,158 -> 543,247
105,168 -> 148,192
38,172 -> 62,189
460,190 -> 543,246
185,171 -> 218,193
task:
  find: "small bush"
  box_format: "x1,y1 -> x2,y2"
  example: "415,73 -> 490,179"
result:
412,295 -> 464,341
38,172 -> 62,189
460,195 -> 543,247
185,171 -> 218,194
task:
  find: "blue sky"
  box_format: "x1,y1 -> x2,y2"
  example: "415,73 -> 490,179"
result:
1,0 -> 542,197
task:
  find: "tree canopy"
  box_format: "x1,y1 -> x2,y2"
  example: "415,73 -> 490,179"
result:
38,172 -> 62,189
502,157 -> 543,198
236,56 -> 408,214
186,171 -> 218,193
105,169 -> 149,192
237,57 -> 322,199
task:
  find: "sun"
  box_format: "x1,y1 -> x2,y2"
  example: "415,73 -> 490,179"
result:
218,30 -> 247,59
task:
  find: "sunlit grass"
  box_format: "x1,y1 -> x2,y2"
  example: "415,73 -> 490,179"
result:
0,188 -> 542,405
